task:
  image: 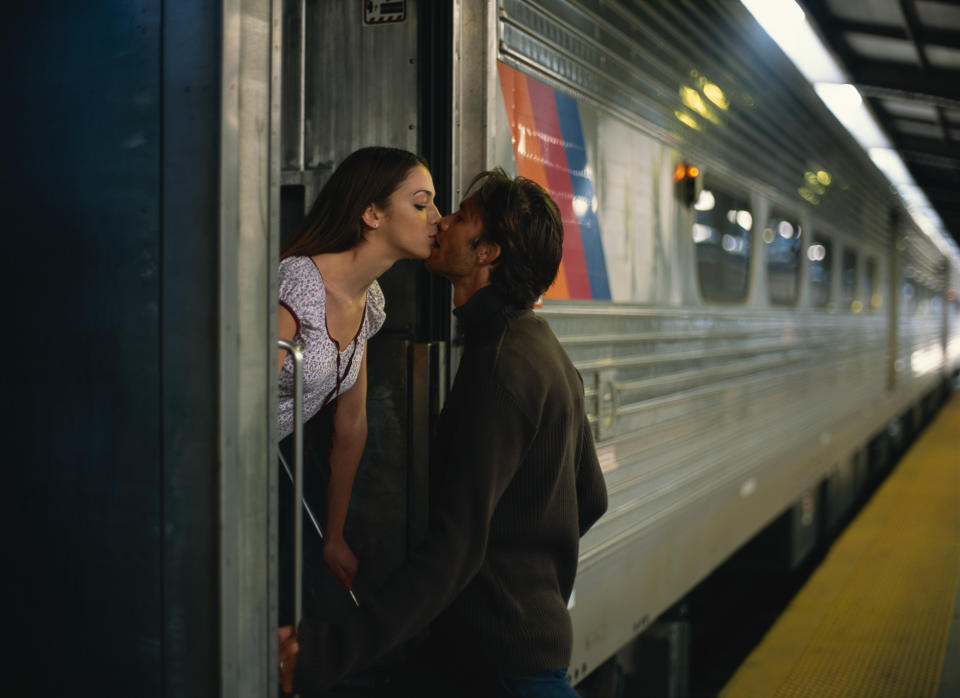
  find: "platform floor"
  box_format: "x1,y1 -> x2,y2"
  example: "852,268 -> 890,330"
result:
721,393 -> 960,698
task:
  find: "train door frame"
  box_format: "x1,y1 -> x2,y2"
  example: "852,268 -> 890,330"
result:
215,1 -> 281,695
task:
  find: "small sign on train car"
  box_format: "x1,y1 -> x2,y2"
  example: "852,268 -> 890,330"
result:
363,1 -> 406,25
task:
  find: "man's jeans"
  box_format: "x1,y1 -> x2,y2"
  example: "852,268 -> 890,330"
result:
394,666 -> 580,697
497,669 -> 580,697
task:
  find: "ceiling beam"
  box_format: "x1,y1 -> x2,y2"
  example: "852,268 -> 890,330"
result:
850,59 -> 960,103
892,134 -> 960,161
858,83 -> 960,109
896,0 -> 953,137
831,18 -> 960,48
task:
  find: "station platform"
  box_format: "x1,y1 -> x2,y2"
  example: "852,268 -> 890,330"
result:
721,392 -> 960,698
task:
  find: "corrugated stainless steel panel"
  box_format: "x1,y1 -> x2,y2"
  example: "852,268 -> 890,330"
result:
498,0 -> 895,249
305,3 -> 419,164
278,1 -> 420,204
537,302 -> 892,676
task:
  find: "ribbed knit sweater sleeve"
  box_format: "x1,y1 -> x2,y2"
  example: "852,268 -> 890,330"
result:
294,377 -> 532,694
576,408 -> 607,536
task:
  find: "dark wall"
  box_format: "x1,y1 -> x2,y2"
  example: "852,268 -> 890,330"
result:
4,2 -> 220,694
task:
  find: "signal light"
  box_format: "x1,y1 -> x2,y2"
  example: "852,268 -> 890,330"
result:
674,161 -> 701,206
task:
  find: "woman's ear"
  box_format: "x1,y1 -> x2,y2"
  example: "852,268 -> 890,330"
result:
361,203 -> 383,230
477,240 -> 501,266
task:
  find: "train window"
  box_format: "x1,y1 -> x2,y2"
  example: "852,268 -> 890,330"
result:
902,281 -> 918,315
931,289 -> 943,317
692,185 -> 752,303
764,212 -> 802,305
808,235 -> 833,308
840,247 -> 858,311
864,258 -> 879,311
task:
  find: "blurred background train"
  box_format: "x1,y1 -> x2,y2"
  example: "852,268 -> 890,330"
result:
7,1 -> 959,696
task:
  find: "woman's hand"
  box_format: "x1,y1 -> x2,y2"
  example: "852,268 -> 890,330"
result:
323,535 -> 359,590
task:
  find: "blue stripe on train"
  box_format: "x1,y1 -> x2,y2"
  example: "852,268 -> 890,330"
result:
553,91 -> 611,301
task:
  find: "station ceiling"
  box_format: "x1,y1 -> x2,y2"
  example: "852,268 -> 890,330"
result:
797,0 -> 960,248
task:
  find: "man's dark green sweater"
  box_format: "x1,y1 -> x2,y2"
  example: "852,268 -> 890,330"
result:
296,285 -> 608,693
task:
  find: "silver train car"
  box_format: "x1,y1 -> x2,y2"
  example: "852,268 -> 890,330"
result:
9,1 -> 958,695
456,0 -> 960,683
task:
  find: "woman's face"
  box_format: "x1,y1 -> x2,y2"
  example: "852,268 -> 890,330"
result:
378,165 -> 441,260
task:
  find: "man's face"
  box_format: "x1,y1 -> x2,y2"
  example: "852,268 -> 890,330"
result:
425,194 -> 486,280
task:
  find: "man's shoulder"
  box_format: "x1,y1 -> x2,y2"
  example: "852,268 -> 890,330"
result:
498,310 -> 563,361
494,313 -> 579,395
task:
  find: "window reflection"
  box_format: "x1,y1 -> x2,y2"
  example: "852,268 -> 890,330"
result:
864,258 -> 880,311
809,236 -> 833,308
840,247 -> 858,310
765,212 -> 802,306
693,184 -> 752,303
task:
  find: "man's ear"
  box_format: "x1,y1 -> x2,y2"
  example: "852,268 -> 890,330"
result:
477,240 -> 501,266
361,203 -> 383,230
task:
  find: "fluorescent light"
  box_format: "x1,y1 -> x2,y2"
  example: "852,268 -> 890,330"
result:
814,83 -> 889,149
739,0 -> 845,83
868,147 -> 913,186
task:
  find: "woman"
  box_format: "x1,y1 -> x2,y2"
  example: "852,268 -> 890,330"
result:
278,146 -> 440,591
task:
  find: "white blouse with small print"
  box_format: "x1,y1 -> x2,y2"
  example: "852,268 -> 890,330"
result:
277,256 -> 386,441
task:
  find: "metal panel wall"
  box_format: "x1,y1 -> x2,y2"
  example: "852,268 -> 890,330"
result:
219,0 -> 278,695
163,1 -> 225,695
3,0 -> 244,695
3,1 -> 166,693
279,0 -> 420,206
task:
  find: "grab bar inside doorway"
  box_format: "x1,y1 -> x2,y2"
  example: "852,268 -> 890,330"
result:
278,339 -> 360,618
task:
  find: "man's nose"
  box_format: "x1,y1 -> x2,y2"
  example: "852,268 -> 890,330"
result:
437,213 -> 452,230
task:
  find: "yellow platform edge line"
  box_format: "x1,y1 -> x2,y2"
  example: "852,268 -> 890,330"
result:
721,392 -> 960,698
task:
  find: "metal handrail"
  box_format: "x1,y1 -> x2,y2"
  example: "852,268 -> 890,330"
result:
278,339 -> 305,627
278,339 -> 360,611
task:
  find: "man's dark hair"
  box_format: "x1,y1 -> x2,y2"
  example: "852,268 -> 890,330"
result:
467,168 -> 563,309
282,146 -> 429,259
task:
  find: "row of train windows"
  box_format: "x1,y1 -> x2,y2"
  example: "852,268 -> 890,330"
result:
692,186 -> 879,310
903,283 -> 946,317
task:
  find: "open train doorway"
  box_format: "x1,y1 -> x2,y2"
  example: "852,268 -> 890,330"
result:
274,0 -> 454,677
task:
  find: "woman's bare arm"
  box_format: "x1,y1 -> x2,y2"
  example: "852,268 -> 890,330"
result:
323,346 -> 369,589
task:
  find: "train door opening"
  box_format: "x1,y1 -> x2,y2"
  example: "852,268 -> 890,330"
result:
274,0 -> 453,671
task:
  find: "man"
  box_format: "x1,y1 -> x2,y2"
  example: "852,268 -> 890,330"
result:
279,169 -> 608,697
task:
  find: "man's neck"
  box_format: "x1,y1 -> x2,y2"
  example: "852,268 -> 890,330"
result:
451,277 -> 492,308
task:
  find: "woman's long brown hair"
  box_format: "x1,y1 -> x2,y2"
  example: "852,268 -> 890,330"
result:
281,146 -> 429,260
